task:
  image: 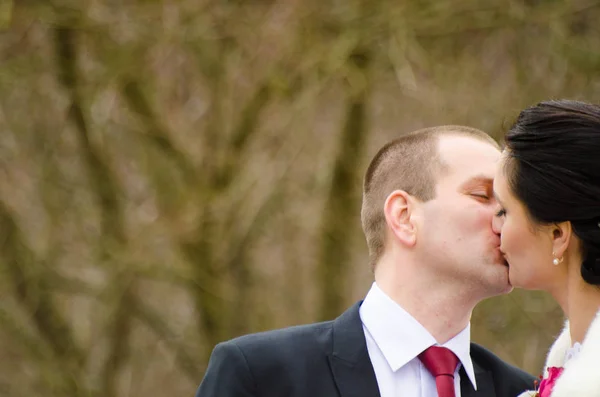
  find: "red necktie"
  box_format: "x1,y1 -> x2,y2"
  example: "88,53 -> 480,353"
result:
418,346 -> 460,397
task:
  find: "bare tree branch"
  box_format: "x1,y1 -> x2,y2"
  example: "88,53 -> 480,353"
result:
181,212 -> 223,359
215,81 -> 272,190
318,45 -> 371,321
225,180 -> 285,334
54,26 -> 134,397
55,26 -> 125,246
0,0 -> 13,29
121,78 -> 197,181
98,276 -> 134,397
0,305 -> 52,365
0,199 -> 86,396
133,297 -> 202,382
22,270 -> 203,384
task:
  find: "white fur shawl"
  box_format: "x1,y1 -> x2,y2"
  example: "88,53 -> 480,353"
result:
519,310 -> 600,396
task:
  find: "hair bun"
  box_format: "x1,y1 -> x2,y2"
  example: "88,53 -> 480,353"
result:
581,257 -> 600,285
581,241 -> 600,285
572,219 -> 600,285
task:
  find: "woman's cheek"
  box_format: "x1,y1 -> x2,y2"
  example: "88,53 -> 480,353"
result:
503,221 -> 516,254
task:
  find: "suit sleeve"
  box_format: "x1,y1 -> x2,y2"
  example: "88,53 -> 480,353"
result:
195,341 -> 257,397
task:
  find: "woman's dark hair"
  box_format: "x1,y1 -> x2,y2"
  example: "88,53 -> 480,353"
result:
504,99 -> 600,286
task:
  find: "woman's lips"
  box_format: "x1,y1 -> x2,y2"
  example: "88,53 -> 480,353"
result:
497,247 -> 509,266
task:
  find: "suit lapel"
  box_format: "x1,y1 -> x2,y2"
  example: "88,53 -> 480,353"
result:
460,363 -> 496,397
328,302 -> 381,397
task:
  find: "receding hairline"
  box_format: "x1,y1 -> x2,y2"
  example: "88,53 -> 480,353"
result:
411,125 -> 500,178
407,124 -> 500,148
364,125 -> 499,195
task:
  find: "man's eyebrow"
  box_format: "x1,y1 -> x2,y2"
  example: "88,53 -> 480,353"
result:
462,175 -> 493,187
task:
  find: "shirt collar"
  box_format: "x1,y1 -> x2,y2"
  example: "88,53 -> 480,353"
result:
359,282 -> 477,390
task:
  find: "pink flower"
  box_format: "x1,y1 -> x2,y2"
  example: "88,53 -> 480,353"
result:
538,367 -> 564,397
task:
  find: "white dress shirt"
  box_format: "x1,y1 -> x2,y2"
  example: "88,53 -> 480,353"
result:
359,282 -> 478,397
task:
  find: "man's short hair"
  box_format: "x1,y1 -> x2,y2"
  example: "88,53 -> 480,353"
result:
361,125 -> 499,268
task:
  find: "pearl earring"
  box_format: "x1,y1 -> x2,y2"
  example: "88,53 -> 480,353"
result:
552,251 -> 563,266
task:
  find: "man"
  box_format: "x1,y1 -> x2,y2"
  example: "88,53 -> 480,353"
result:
195,126 -> 536,397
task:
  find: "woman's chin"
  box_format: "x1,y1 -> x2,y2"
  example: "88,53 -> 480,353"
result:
507,272 -> 535,290
507,270 -> 525,289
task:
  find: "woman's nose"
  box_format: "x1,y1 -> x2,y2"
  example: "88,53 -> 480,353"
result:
491,213 -> 503,235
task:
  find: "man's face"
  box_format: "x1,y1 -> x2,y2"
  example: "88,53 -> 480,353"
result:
415,135 -> 511,297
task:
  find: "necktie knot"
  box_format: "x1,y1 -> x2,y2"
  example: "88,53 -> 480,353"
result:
418,345 -> 460,377
418,346 -> 460,397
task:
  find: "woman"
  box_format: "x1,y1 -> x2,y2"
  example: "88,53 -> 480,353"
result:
493,99 -> 600,397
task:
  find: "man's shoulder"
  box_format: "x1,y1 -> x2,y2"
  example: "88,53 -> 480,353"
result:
212,300 -> 364,369
470,342 -> 537,382
221,319 -> 336,357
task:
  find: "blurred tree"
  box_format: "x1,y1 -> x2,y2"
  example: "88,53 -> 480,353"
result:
1,0 -> 599,396
317,44 -> 371,321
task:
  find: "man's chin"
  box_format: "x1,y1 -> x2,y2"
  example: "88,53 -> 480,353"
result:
491,260 -> 513,294
491,275 -> 513,294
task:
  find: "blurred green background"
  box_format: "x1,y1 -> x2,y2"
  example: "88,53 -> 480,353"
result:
1,0 -> 598,396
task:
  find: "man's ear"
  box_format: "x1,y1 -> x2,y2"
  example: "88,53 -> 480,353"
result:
550,221 -> 572,260
384,190 -> 417,247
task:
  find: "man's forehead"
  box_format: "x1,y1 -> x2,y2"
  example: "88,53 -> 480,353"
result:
437,135 -> 500,170
434,137 -> 499,189
437,134 -> 500,156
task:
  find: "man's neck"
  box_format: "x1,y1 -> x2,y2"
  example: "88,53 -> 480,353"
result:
374,266 -> 476,344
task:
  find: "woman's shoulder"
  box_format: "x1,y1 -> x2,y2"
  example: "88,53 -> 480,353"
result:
550,311 -> 600,397
543,319 -> 571,370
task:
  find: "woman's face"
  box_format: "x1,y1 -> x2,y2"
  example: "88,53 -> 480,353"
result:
492,160 -> 562,290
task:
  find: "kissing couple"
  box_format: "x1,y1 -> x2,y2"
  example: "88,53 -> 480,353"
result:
196,99 -> 600,397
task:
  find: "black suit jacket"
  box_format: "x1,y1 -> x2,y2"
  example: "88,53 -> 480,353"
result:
196,302 -> 536,397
